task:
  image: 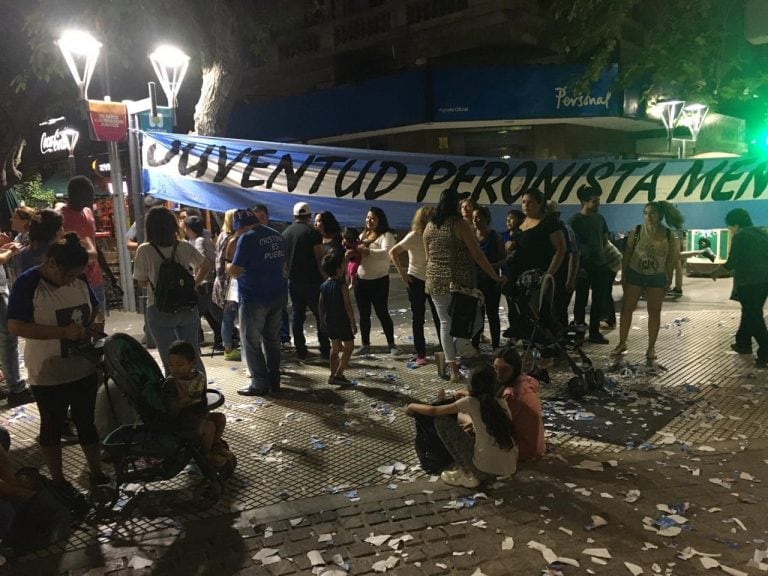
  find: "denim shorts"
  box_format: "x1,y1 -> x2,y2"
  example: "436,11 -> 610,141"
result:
625,268 -> 667,289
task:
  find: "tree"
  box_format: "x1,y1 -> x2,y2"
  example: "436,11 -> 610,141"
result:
0,0 -> 312,190
548,0 -> 768,114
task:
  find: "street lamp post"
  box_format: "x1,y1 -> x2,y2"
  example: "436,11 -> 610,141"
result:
57,30 -> 136,311
653,99 -> 685,153
58,32 -> 189,313
650,99 -> 710,158
126,46 -> 189,245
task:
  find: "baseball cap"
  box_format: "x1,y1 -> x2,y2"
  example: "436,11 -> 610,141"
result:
293,201 -> 311,216
233,209 -> 258,230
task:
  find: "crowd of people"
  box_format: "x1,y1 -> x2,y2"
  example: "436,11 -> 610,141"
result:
1,172 -> 767,527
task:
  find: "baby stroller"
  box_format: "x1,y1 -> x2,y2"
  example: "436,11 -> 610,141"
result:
92,333 -> 235,512
504,270 -> 604,399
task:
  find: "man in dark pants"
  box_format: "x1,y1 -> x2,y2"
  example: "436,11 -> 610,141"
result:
282,202 -> 330,359
711,208 -> 768,368
569,186 -> 611,344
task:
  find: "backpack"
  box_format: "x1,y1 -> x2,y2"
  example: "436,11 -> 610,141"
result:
150,243 -> 199,313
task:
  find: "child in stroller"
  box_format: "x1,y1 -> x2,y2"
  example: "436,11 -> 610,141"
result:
164,340 -> 229,469
95,333 -> 236,511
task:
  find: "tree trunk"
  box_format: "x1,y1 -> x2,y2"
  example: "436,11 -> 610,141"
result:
0,78 -> 46,190
192,0 -> 242,136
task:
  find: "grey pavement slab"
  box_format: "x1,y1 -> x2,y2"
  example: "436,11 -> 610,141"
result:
2,274 -> 767,575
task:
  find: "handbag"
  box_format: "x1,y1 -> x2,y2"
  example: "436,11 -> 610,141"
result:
448,282 -> 484,339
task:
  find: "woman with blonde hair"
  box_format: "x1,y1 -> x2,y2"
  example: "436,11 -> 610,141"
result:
212,209 -> 240,360
612,201 -> 682,362
390,205 -> 441,365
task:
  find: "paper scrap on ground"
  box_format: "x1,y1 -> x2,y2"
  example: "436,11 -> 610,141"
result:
372,556 -> 399,572
528,540 -> 558,564
625,562 -> 644,575
365,533 -> 392,546
583,548 -> 612,559
253,548 -> 280,561
502,536 -> 514,550
574,459 -> 604,471
289,517 -> 303,526
127,556 -> 153,570
308,550 -> 325,567
586,515 -> 608,530
624,489 -> 641,503
471,569 -> 488,576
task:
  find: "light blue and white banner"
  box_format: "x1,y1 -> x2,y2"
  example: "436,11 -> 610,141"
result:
144,132 -> 768,229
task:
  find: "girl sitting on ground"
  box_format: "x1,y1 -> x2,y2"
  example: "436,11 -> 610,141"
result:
405,363 -> 517,488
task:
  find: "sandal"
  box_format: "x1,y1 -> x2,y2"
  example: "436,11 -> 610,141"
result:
610,343 -> 627,356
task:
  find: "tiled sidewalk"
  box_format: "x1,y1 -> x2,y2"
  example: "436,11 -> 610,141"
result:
2,276 -> 767,574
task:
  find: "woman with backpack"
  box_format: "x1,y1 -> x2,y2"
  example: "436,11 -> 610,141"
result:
405,362 -> 517,488
611,201 -> 682,362
133,207 -> 211,374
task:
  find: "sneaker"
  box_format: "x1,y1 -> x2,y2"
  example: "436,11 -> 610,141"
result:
730,344 -> 752,354
461,347 -> 480,359
185,462 -> 203,478
587,333 -> 609,344
7,387 -> 35,408
440,469 -> 480,488
223,349 -> 241,361
388,346 -> 401,356
332,374 -> 352,386
353,345 -> 371,356
413,356 -> 428,367
668,287 -> 683,297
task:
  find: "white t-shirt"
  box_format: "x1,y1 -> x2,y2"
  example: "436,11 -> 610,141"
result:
358,231 -> 395,280
456,395 -> 518,476
396,231 -> 427,281
133,241 -> 205,307
7,268 -> 98,386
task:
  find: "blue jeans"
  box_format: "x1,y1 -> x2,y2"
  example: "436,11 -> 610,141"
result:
240,296 -> 285,393
221,301 -> 240,350
92,284 -> 107,317
0,291 -> 26,393
146,305 -> 204,376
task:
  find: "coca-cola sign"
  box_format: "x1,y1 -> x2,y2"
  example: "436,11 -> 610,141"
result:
40,128 -> 79,155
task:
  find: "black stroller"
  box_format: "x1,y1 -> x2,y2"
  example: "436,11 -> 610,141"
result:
92,333 -> 235,512
504,270 -> 605,399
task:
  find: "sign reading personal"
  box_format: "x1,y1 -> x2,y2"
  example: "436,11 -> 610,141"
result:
144,132 -> 766,224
